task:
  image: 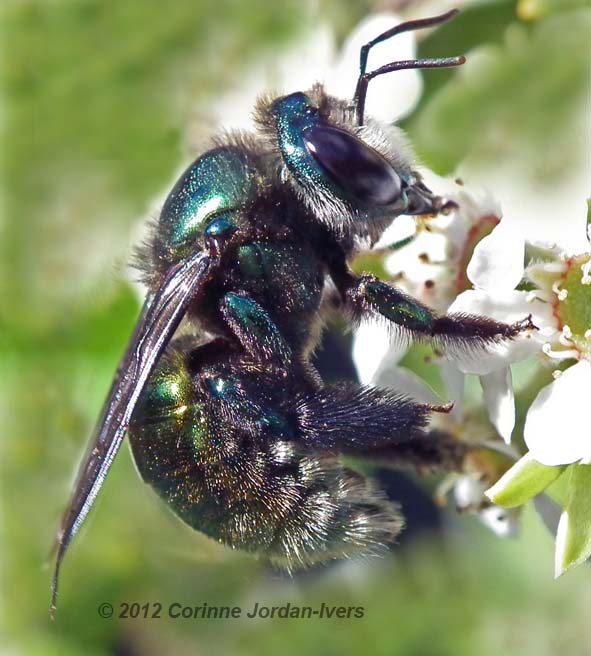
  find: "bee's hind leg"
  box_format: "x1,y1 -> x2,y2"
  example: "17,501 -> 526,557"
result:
296,384 -> 467,473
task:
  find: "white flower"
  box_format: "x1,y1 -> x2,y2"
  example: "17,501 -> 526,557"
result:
450,232 -> 591,464
524,359 -> 591,465
522,248 -> 591,464
355,180 -> 527,443
354,321 -> 524,539
453,473 -> 521,538
354,179 -> 509,385
447,221 -> 547,376
381,173 -> 503,314
443,220 -> 543,442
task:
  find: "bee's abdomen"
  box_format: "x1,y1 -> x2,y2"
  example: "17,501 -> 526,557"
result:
128,344 -> 403,568
259,453 -> 403,569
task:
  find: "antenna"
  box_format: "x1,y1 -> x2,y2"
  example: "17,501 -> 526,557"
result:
354,9 -> 465,125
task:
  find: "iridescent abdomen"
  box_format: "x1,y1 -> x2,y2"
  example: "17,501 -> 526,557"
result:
128,345 -> 400,568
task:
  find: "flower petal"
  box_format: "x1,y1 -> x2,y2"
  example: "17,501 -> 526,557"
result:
352,320 -> 395,385
467,221 -> 525,292
524,361 -> 591,466
480,367 -> 515,443
479,505 -> 521,538
454,474 -> 486,509
453,474 -> 522,537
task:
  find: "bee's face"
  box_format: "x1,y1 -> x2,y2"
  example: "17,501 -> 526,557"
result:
259,86 -> 447,242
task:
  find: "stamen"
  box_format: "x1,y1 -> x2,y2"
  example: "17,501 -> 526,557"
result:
543,260 -> 566,273
526,290 -> 551,303
552,369 -> 562,380
542,343 -> 579,361
552,281 -> 568,300
581,259 -> 591,285
559,325 -> 573,346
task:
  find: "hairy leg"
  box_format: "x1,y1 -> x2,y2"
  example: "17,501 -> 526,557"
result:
220,291 -> 292,368
329,260 -> 534,352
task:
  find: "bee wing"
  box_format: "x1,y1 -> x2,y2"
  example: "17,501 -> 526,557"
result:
51,250 -> 213,615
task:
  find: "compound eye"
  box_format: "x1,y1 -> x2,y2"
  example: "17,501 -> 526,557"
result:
303,124 -> 402,206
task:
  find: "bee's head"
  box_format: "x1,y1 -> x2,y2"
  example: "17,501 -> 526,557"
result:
258,10 -> 464,243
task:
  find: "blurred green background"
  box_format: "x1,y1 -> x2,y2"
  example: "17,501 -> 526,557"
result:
1,1 -> 590,654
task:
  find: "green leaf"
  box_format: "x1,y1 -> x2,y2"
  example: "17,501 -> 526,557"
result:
485,452 -> 566,508
555,465 -> 591,577
398,343 -> 446,399
407,8 -> 591,174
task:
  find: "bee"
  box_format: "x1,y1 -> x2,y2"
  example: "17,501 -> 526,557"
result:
51,10 -> 533,614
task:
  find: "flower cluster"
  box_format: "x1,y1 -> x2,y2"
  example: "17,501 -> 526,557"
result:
356,176 -> 590,573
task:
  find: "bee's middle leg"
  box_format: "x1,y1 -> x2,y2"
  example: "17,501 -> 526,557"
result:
220,291 -> 292,368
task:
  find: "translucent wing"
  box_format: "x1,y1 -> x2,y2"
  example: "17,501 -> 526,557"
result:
51,250 -> 213,616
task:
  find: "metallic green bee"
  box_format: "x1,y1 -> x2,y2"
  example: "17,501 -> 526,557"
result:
51,10 -> 533,614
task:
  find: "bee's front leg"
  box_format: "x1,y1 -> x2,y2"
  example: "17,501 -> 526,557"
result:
331,265 -> 534,353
